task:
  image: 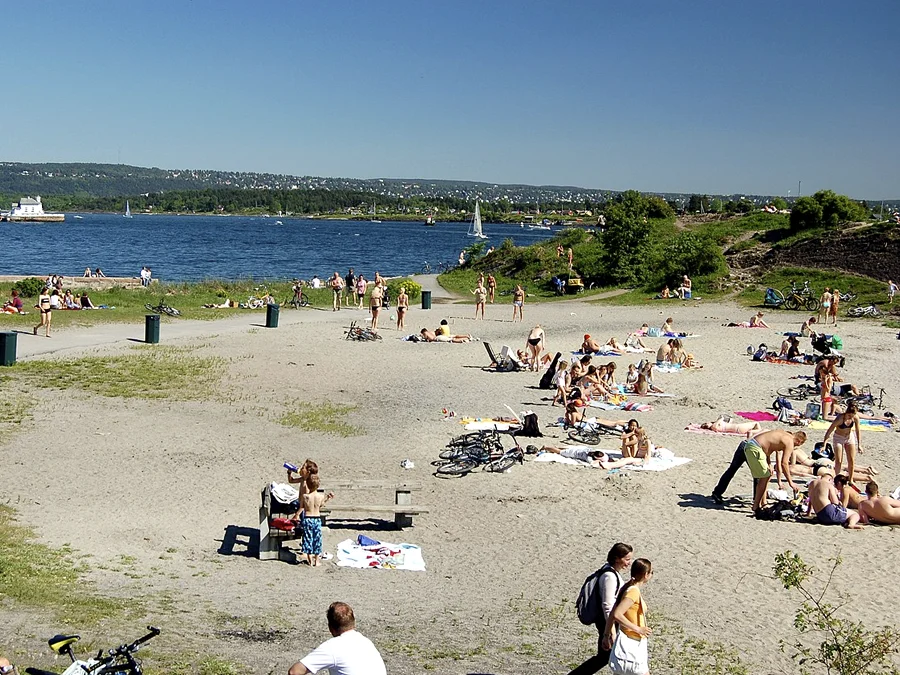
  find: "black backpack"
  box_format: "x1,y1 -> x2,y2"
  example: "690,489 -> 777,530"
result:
576,564 -> 619,626
514,413 -> 543,438
539,352 -> 563,389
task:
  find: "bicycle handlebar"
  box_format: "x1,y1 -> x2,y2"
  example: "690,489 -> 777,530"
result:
89,627 -> 160,672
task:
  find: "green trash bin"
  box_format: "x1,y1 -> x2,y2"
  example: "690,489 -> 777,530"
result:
145,314 -> 160,344
266,303 -> 279,328
0,331 -> 17,366
421,289 -> 432,310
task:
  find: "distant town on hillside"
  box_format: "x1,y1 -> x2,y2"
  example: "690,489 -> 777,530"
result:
0,161 -> 896,209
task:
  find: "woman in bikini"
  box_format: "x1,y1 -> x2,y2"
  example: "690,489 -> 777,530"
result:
525,325 -> 544,371
819,288 -> 832,324
829,287 -> 840,326
512,285 -> 525,322
396,286 -> 409,330
621,419 -> 650,459
369,283 -> 384,331
819,365 -> 836,420
34,288 -> 52,337
823,399 -> 862,483
700,417 -> 761,437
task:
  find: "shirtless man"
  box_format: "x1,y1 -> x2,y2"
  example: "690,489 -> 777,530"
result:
858,482 -> 900,525
581,334 -> 601,353
711,430 -> 805,509
538,445 -> 645,470
808,473 -> 862,528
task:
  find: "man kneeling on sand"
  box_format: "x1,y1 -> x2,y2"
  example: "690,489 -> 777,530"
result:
808,473 -> 862,528
858,482 -> 900,525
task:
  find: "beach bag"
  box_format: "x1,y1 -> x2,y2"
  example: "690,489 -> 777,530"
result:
830,335 -> 843,350
776,407 -> 794,423
576,564 -> 620,626
269,517 -> 297,532
514,413 -> 543,438
609,630 -> 648,675
772,397 -> 793,412
752,344 -> 768,361
647,327 -> 662,338
812,442 -> 834,461
804,402 -> 821,420
755,500 -> 795,521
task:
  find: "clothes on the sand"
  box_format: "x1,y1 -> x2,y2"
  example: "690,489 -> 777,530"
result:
300,515 -> 323,555
561,447 -> 593,462
816,503 -> 848,526
742,438 -> 769,479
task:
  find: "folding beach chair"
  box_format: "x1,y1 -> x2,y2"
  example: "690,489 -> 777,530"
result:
483,342 -> 523,372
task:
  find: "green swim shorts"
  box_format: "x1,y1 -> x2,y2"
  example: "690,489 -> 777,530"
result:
742,439 -> 769,479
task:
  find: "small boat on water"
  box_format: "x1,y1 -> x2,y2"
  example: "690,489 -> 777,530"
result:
370,200 -> 382,223
73,215 -> 84,219
123,200 -> 133,218
467,199 -> 488,239
2,196 -> 65,222
529,224 -> 551,231
423,214 -> 435,227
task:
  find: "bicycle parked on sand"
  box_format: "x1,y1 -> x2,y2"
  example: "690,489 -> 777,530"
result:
847,304 -> 880,318
434,430 -> 524,476
781,280 -> 820,312
281,280 -> 310,308
567,422 -> 623,445
25,626 -> 160,675
345,320 -> 382,341
144,300 -> 180,316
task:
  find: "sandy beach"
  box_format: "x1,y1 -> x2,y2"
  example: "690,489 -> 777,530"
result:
2,293 -> 899,674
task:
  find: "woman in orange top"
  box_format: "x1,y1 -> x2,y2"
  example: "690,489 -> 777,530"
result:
603,558 -> 652,675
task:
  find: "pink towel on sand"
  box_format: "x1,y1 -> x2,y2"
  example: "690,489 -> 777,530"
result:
684,423 -> 747,437
734,411 -> 777,422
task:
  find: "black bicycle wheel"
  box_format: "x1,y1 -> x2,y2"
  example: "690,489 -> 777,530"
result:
436,458 -> 478,475
777,387 -> 809,400
804,298 -> 820,312
300,293 -> 309,307
485,453 -> 519,473
567,428 -> 601,445
784,295 -> 799,311
448,432 -> 488,446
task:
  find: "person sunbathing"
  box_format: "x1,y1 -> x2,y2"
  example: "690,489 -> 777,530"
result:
808,474 -> 862,528
581,334 -> 601,353
538,445 -> 645,469
577,366 -> 610,398
624,332 -> 651,351
727,312 -> 769,328
683,352 -> 702,368
601,361 -> 617,388
605,337 -> 623,351
655,285 -> 671,299
655,341 -> 672,365
858,482 -> 900,525
2,290 -> 24,314
700,416 -> 761,437
661,317 -> 674,334
621,419 -> 650,458
420,328 -> 473,343
569,354 -> 592,381
80,292 -> 96,309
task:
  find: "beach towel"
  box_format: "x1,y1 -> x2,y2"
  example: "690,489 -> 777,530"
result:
652,364 -> 682,374
535,448 -> 690,472
684,423 -> 747,437
588,400 -> 653,412
462,420 -> 521,431
335,539 -> 426,571
664,332 -> 700,338
807,420 -> 890,432
763,356 -> 811,366
572,349 -> 622,357
735,411 -> 778,422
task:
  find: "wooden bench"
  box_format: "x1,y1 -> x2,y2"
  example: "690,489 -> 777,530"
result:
258,481 -> 427,561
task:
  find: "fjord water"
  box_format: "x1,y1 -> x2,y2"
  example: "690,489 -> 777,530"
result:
0,214 -> 556,281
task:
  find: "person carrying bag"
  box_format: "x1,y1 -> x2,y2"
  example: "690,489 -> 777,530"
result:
603,559 -> 653,675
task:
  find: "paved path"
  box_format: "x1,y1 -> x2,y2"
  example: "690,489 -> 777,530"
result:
407,274 -> 462,304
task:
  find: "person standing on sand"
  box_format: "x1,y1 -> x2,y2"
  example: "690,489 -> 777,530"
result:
888,279 -> 897,305
329,272 -> 344,312
298,474 -> 333,567
289,602 -> 386,675
396,286 -> 409,330
829,287 -> 840,326
472,280 -> 487,319
369,283 -> 383,330
566,543 -> 633,675
711,430 -> 805,509
487,273 -> 496,303
526,325 -> 544,370
343,268 -> 355,307
355,275 -> 367,310
512,284 -> 525,322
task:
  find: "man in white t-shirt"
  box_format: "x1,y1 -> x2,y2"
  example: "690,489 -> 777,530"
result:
289,602 -> 386,675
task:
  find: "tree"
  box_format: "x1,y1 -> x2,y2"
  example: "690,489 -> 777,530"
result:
772,197 -> 789,211
790,196 -> 824,231
601,214 -> 652,285
654,232 -> 727,288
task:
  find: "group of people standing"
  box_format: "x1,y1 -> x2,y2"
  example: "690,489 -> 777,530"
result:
471,272 -> 526,322
325,268 -> 409,332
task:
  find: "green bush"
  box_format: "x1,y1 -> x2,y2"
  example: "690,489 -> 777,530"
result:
12,277 -> 45,298
654,232 -> 727,288
387,277 -> 422,300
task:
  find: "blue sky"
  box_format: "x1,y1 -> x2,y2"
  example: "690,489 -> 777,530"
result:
2,1 -> 898,198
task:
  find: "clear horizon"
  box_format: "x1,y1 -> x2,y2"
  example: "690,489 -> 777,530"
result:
2,1 -> 898,200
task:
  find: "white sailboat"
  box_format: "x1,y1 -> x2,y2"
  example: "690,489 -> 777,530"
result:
467,199 -> 487,239
370,200 -> 381,223
124,200 -> 132,218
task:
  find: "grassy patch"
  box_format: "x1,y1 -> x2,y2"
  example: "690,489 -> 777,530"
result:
279,401 -> 361,437
688,212 -> 788,245
0,390 -> 35,442
0,505 -> 128,624
736,266 -> 889,311
13,347 -> 225,400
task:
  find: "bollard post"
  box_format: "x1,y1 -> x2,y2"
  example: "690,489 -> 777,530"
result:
0,331 -> 17,366
421,289 -> 432,310
266,303 -> 280,328
145,314 -> 160,344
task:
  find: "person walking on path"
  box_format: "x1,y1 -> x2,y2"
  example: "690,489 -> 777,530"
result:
33,288 -> 52,337
355,275 -> 367,310
288,602 -> 386,675
329,272 -> 344,311
396,286 -> 409,330
472,280 -> 487,320
603,558 -> 653,675
567,543 -> 633,675
711,430 -> 806,509
512,284 -> 525,322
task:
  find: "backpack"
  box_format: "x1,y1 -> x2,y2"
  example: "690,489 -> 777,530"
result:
752,344 -> 768,361
514,412 -> 543,438
576,564 -> 620,626
539,352 -> 563,389
754,500 -> 796,521
772,396 -> 793,412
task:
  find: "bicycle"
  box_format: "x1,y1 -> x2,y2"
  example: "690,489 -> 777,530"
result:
436,445 -> 524,475
144,300 -> 181,317
847,304 -> 880,318
781,281 -> 819,312
246,287 -> 275,309
838,289 -> 858,303
25,626 -> 160,675
567,423 -> 622,445
775,383 -> 820,401
419,262 -> 433,275
345,320 -> 382,341
281,281 -> 310,308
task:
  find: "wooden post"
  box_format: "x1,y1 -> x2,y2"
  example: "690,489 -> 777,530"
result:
258,486 -> 280,561
395,488 -> 413,528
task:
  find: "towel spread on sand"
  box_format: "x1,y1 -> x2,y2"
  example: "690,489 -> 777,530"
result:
535,447 -> 691,472
735,411 -> 779,422
463,421 -> 521,431
336,539 -> 426,571
664,333 -> 700,338
588,400 -> 653,412
763,356 -> 811,366
807,420 -> 890,432
652,364 -> 682,374
684,423 -> 748,437
572,349 -> 622,357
